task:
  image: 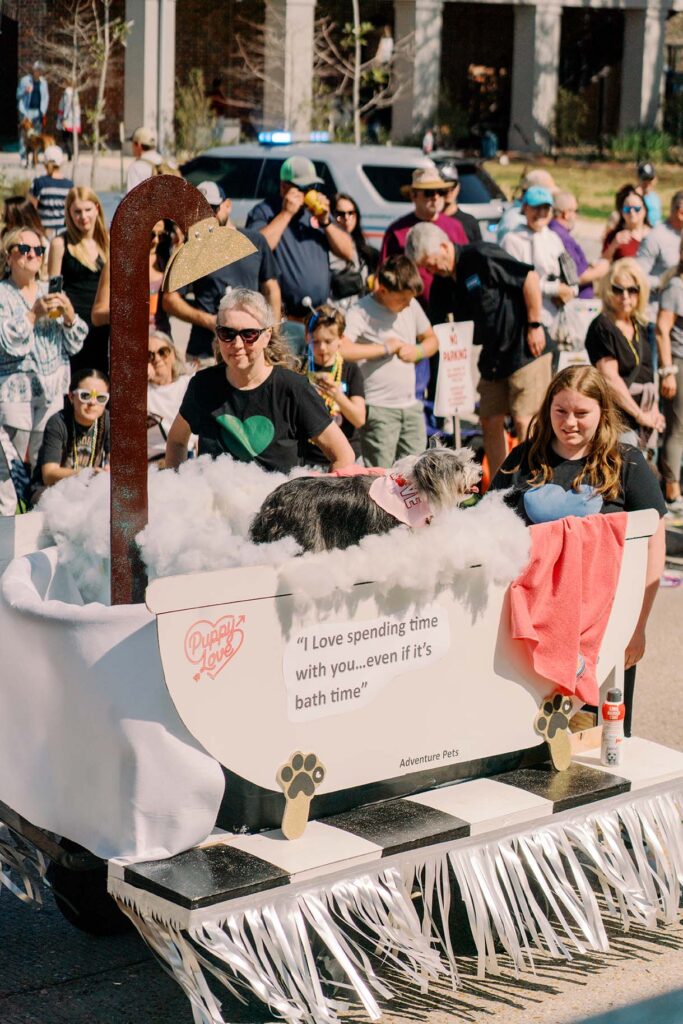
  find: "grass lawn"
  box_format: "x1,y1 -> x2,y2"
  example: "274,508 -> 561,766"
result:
483,158 -> 683,220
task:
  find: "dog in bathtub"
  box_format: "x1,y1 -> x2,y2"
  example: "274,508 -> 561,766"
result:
249,447 -> 482,553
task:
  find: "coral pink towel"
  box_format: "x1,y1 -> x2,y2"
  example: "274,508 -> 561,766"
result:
510,513 -> 628,705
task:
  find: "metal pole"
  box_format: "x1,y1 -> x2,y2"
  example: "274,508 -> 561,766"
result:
109,176 -> 210,604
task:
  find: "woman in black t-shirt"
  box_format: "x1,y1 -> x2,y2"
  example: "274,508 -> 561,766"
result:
490,365 -> 666,734
300,305 -> 366,467
585,257 -> 664,447
166,288 -> 355,474
47,187 -> 110,374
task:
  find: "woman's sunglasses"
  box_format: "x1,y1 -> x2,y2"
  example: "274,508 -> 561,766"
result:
335,210 -> 356,219
73,389 -> 109,405
11,243 -> 45,257
148,345 -> 172,362
622,205 -> 643,214
215,325 -> 269,344
611,284 -> 640,296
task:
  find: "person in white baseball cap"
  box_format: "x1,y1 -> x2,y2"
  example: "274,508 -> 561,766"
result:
29,144 -> 74,237
126,126 -> 163,193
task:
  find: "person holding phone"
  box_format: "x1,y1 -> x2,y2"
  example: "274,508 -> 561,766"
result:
0,228 -> 87,467
31,367 -> 110,503
48,186 -> 109,373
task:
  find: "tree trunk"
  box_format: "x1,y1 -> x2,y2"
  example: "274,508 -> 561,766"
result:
90,0 -> 110,189
70,14 -> 81,181
352,0 -> 362,146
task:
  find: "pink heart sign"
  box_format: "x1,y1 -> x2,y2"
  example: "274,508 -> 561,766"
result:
184,615 -> 246,682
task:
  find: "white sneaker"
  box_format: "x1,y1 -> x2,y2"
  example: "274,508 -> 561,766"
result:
666,496 -> 683,515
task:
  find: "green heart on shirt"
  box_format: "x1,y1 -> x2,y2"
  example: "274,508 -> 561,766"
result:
215,413 -> 275,459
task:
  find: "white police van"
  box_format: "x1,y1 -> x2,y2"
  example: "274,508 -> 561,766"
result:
180,138 -> 509,244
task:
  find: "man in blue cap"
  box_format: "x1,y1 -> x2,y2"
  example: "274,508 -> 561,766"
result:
163,180 -> 281,365
247,156 -> 354,350
501,185 -> 576,331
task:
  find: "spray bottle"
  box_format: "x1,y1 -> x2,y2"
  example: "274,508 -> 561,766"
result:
601,686 -> 625,766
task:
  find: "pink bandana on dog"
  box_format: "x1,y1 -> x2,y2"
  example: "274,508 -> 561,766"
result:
369,472 -> 433,528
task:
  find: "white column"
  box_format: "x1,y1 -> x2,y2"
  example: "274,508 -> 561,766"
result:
157,0 -> 176,151
124,0 -> 159,148
263,0 -> 316,133
619,6 -> 667,132
509,3 -> 562,153
392,0 -> 444,143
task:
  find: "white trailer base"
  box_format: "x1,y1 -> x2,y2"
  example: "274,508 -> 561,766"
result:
108,738 -> 683,1024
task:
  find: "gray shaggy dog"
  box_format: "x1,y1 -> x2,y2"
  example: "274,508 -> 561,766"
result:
249,447 -> 481,554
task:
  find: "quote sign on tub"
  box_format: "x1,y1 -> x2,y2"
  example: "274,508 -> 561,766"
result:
282,604 -> 450,721
433,320 -> 475,418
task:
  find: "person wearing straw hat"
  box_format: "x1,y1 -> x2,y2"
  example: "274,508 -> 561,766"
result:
381,166 -> 468,311
380,165 -> 468,401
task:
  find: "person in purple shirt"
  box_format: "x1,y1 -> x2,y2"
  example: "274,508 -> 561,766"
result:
550,191 -> 608,299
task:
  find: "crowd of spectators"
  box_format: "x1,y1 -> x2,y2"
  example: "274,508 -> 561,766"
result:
0,137 -> 682,532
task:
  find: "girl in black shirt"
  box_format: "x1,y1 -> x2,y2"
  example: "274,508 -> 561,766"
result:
491,365 -> 666,734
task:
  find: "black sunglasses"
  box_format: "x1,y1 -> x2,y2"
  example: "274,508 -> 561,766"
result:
148,345 -> 172,362
215,325 -> 270,344
12,243 -> 46,257
611,284 -> 640,296
335,210 -> 356,219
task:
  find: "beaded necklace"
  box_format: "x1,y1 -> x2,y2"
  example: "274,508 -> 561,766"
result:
71,415 -> 102,471
307,347 -> 343,417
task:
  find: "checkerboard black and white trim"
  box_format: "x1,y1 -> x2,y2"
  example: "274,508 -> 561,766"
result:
107,738 -> 683,1024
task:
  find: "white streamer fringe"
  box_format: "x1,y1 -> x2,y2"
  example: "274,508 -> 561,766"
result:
107,786 -> 683,1024
0,824 -> 47,907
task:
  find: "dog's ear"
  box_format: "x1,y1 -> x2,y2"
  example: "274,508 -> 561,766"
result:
427,435 -> 442,450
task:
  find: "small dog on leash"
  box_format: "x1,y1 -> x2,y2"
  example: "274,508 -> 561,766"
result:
249,447 -> 481,554
20,118 -> 55,168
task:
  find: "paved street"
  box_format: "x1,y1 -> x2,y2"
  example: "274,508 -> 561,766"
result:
0,584 -> 681,1024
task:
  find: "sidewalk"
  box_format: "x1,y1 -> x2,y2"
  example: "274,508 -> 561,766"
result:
0,149 -> 130,194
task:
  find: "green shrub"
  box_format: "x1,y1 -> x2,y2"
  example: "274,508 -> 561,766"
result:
608,128 -> 672,163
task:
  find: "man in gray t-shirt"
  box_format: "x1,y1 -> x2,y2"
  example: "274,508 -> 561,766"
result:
340,256 -> 438,467
637,191 -> 683,319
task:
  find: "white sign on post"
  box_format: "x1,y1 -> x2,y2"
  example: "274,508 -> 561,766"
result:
433,321 -> 475,419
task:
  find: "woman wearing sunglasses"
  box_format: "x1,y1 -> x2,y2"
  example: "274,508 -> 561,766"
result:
602,184 -> 650,263
0,227 -> 87,468
48,186 -> 110,373
585,258 -> 664,450
165,287 -> 354,473
31,367 -> 110,502
329,193 -> 379,311
147,330 -> 195,463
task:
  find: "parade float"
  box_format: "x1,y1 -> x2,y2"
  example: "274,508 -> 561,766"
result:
0,177 -> 681,1024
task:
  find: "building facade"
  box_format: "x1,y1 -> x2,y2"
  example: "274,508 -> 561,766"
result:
2,0 -> 680,154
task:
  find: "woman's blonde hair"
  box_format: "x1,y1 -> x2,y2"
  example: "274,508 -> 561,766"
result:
524,365 -> 626,501
65,186 -> 109,269
1,226 -> 46,279
600,257 -> 649,324
214,287 -> 297,369
149,329 -> 186,382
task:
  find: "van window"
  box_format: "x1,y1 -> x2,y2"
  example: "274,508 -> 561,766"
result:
456,166 -> 502,204
257,159 -> 338,198
362,165 -> 413,203
181,156 -> 264,199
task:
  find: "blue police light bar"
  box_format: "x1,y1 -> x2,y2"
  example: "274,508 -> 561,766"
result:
258,131 -> 330,145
